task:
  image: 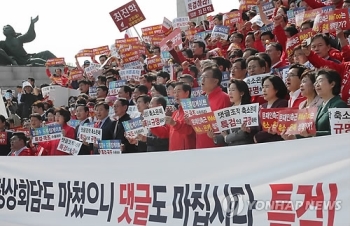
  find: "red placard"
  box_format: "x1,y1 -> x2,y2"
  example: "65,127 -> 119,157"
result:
76,49 -> 93,57
159,28 -> 182,52
188,112 -> 218,134
260,108 -> 281,132
239,0 -> 256,11
224,11 -> 241,26
149,36 -> 164,45
147,56 -> 163,71
120,50 -> 139,63
46,58 -> 65,66
186,0 -> 215,19
0,132 -> 7,145
313,8 -> 350,33
109,0 -> 146,32
141,25 -> 163,37
286,29 -> 315,56
115,37 -> 139,47
69,69 -> 84,81
92,45 -> 110,56
277,108 -> 318,135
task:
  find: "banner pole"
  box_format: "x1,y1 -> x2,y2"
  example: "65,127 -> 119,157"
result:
132,26 -> 143,42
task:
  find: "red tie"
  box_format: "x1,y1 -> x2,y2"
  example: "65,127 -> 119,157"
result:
94,121 -> 101,128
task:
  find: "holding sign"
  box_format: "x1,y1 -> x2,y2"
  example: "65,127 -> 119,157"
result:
211,25 -> 230,40
109,80 -> 127,96
31,123 -> 62,143
79,126 -> 102,144
57,137 -> 82,156
99,140 -> 122,154
142,106 -> 166,129
181,96 -> 211,118
214,103 -> 259,132
329,108 -> 350,134
244,73 -> 269,96
122,117 -> 148,139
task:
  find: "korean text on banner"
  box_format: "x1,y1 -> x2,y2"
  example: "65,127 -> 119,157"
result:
244,73 -> 270,96
172,17 -> 190,28
184,0 -> 214,19
191,87 -> 202,98
329,108 -> 350,134
286,29 -> 315,56
142,106 -> 166,129
109,0 -> 146,32
119,69 -> 141,81
180,96 -> 212,118
0,133 -> 349,226
78,126 -> 102,144
99,140 -> 122,155
108,80 -> 127,96
277,108 -> 318,135
57,137 -> 82,156
31,123 -> 62,143
46,58 -> 65,66
211,25 -> 230,40
260,108 -> 280,131
159,28 -> 182,52
214,103 -> 259,132
122,117 -> 148,139
189,112 -> 218,134
313,8 -> 350,33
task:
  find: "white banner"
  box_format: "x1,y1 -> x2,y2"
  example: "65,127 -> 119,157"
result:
0,134 -> 349,225
142,106 -> 166,129
244,73 -> 270,96
329,108 -> 350,134
214,103 -> 259,132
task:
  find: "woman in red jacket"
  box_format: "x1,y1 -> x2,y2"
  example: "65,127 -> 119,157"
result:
41,107 -> 75,156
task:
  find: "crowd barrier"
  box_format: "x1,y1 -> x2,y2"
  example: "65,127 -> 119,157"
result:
0,133 -> 349,225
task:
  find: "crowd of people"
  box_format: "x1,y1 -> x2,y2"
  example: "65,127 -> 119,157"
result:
1,0 -> 350,156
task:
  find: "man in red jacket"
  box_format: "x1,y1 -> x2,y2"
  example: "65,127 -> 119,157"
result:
198,67 -> 231,149
9,133 -> 32,156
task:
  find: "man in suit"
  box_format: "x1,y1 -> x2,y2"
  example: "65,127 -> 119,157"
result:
111,98 -> 137,153
136,96 -> 169,152
118,85 -> 135,106
0,115 -> 13,156
32,101 -> 46,121
93,102 -> 114,154
75,105 -> 92,155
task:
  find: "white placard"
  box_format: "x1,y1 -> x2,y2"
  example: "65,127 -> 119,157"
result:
142,106 -> 166,129
119,69 -> 142,81
79,126 -> 102,144
329,108 -> 350,135
214,103 -> 260,132
172,17 -> 190,28
57,137 -> 83,156
244,73 -> 270,96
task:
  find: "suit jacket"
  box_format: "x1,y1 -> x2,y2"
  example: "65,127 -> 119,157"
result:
253,98 -> 289,143
75,118 -> 92,155
129,100 -> 135,106
111,114 -> 137,154
146,131 -> 169,152
314,95 -> 348,136
93,117 -> 114,154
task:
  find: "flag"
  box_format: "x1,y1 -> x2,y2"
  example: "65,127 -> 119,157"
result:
124,28 -> 134,38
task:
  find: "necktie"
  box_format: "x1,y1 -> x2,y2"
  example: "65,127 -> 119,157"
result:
94,121 -> 102,128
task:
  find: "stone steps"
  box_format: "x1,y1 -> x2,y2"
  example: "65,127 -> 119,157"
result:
0,66 -> 58,90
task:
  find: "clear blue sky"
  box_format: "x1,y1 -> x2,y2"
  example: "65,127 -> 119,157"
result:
0,0 -> 238,65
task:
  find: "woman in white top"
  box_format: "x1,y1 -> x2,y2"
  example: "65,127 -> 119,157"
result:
299,70 -> 323,109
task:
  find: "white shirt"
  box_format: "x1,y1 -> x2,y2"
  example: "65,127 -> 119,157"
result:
289,89 -> 301,107
14,146 -> 27,156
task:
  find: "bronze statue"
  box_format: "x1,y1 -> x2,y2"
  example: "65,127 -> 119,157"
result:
0,16 -> 56,66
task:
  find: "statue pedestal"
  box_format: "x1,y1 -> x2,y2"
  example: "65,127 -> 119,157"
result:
0,66 -> 52,90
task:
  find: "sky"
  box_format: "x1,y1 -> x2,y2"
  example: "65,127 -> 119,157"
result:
0,0 -> 239,65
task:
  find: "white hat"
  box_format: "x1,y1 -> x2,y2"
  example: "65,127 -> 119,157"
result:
22,81 -> 32,88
